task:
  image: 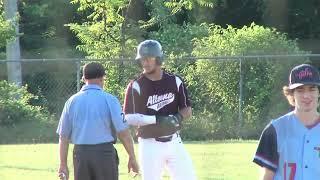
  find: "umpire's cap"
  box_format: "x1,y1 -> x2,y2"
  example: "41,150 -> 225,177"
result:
288,64 -> 320,89
83,62 -> 106,79
135,40 -> 163,63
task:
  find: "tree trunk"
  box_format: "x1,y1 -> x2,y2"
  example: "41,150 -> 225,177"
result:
4,0 -> 22,87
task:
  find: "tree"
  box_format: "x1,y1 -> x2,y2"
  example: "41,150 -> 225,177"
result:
68,0 -> 222,58
67,0 -> 143,99
68,0 -> 139,58
287,0 -> 320,39
189,23 -> 305,138
19,0 -> 80,58
0,1 -> 15,50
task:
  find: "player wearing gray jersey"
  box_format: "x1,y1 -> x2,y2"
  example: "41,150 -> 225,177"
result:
253,64 -> 320,180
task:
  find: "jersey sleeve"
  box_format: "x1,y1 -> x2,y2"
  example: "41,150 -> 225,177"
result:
108,96 -> 128,133
123,81 -> 134,114
175,76 -> 191,108
124,80 -> 143,114
123,81 -> 136,114
253,123 -> 279,172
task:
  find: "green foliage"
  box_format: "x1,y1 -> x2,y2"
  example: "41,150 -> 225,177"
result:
0,80 -> 54,126
208,0 -> 264,27
151,23 -> 209,57
68,23 -> 139,58
165,0 -> 217,13
141,0 -> 175,28
142,0 -> 217,29
67,0 -> 140,99
102,60 -> 140,101
149,23 -> 208,77
0,3 -> 15,48
68,0 -> 138,58
287,0 -> 320,39
24,70 -> 77,116
181,111 -> 237,140
0,17 -> 15,48
19,0 -> 80,58
189,23 -> 305,138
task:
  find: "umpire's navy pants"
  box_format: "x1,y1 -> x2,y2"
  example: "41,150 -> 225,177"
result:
73,142 -> 119,180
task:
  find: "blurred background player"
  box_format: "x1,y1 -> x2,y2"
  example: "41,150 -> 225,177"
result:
123,40 -> 197,180
253,64 -> 320,179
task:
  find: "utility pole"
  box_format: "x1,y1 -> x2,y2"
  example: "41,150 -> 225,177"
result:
4,0 -> 22,87
238,58 -> 243,138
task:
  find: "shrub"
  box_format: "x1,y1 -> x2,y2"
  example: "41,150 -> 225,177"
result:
0,80 -> 54,126
187,23 -> 305,139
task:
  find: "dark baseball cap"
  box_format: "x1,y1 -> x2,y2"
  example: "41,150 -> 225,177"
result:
288,64 -> 320,89
83,62 -> 106,79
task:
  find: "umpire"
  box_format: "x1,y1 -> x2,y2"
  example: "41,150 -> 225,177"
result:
56,62 -> 139,180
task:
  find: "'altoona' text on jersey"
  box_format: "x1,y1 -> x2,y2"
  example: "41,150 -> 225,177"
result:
146,93 -> 175,111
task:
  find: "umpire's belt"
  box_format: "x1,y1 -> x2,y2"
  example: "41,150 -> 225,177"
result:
155,133 -> 178,142
74,142 -> 113,149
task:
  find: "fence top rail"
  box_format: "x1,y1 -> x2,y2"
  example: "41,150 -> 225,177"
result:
0,54 -> 320,62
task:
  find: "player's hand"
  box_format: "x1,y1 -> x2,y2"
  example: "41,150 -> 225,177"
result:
58,164 -> 69,180
128,156 -> 139,177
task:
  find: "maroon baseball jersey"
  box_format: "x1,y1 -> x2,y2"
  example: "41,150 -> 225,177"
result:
124,71 -> 191,138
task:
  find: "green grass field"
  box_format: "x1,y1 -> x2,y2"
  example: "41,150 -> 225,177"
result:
0,141 -> 260,180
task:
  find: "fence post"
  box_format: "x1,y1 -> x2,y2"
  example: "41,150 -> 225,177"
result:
238,57 -> 244,138
76,60 -> 81,92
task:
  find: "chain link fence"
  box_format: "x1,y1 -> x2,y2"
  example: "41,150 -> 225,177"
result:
1,59 -> 80,116
1,54 -> 320,139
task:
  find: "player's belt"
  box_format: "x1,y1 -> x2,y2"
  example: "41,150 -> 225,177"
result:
155,136 -> 172,142
155,133 -> 178,142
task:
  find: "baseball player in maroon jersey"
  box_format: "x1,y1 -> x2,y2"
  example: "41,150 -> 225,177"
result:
123,40 -> 196,180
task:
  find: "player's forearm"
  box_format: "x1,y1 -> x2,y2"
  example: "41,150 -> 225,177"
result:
179,106 -> 192,120
260,167 -> 275,180
59,136 -> 69,166
118,129 -> 136,158
125,111 -> 189,127
125,113 -> 156,126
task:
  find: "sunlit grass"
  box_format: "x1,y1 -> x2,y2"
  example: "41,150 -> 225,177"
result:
0,141 -> 260,180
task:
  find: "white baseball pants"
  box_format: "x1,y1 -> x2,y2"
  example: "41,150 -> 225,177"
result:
138,134 -> 197,180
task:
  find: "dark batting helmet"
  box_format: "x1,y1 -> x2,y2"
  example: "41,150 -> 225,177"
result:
135,40 -> 164,64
